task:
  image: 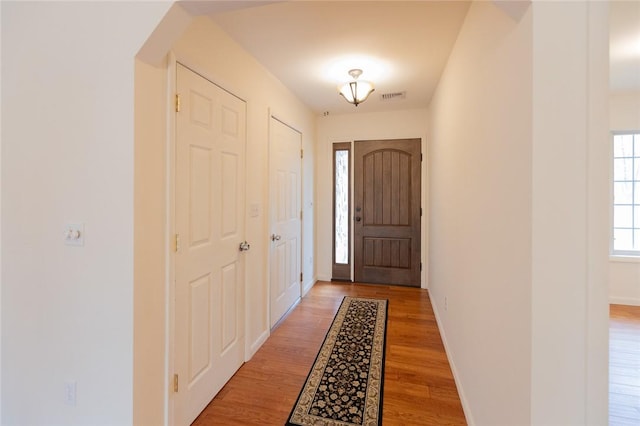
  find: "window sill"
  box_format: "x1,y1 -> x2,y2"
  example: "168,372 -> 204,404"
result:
610,255 -> 640,263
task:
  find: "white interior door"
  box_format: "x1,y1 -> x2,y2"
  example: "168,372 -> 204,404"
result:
269,117 -> 302,328
174,64 -> 246,425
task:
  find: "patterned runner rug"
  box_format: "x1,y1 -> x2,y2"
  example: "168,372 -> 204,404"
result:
286,296 -> 388,426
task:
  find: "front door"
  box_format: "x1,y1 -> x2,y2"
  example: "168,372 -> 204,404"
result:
269,117 -> 302,327
353,139 -> 421,286
174,63 -> 246,425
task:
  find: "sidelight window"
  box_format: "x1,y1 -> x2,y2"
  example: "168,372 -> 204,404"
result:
333,143 -> 351,280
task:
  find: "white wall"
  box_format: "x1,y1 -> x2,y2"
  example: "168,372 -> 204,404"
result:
316,109 -> 428,284
428,1 -> 609,425
610,258 -> 640,305
1,2 -> 171,425
531,3 -> 609,424
609,92 -> 640,305
428,2 -> 533,424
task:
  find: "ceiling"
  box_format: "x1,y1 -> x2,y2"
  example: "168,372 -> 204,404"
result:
610,1 -> 640,93
179,1 -> 640,114
204,1 -> 471,114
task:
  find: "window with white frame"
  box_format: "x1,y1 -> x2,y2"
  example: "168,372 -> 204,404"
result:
612,132 -> 640,256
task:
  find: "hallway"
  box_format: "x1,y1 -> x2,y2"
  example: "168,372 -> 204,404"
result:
193,281 -> 466,425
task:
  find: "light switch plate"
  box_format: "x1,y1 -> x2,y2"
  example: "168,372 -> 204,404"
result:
249,203 -> 260,218
64,223 -> 84,246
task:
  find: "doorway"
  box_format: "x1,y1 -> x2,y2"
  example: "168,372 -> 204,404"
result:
349,138 -> 422,286
173,63 -> 247,425
269,116 -> 303,327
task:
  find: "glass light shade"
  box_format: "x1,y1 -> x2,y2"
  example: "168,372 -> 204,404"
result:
339,80 -> 375,106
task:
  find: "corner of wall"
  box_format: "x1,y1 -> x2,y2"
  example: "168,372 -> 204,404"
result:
428,2 -> 533,424
609,296 -> 640,306
133,56 -> 169,426
302,278 -> 317,297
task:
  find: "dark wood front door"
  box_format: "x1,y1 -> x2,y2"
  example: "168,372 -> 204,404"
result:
354,139 -> 421,286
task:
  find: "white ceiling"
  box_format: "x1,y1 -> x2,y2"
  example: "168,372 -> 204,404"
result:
179,1 -> 640,114
206,1 -> 471,114
610,1 -> 640,93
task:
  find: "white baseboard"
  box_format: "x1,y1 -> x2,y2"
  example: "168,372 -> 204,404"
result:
609,296 -> 640,306
302,277 -> 317,296
245,278 -> 316,363
247,329 -> 270,361
316,274 -> 332,282
428,290 -> 476,426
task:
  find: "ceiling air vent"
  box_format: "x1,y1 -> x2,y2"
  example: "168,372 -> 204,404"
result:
380,91 -> 406,101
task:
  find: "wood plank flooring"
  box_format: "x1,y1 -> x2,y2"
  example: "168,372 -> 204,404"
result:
610,304 -> 640,426
192,281 -> 467,425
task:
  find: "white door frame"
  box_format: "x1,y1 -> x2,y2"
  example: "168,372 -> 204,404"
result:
165,53 -> 251,426
267,110 -> 304,328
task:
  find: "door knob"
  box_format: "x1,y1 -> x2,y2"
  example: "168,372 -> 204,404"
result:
271,234 -> 281,241
239,241 -> 250,251
355,216 -> 361,222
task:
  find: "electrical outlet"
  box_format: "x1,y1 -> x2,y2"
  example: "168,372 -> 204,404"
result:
64,380 -> 77,406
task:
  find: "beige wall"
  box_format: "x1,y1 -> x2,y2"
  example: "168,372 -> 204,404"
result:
133,58 -> 169,426
1,2 -> 172,424
428,2 -> 533,423
315,109 -> 429,284
2,4 -> 316,425
171,14 -> 316,352
428,1 -> 609,424
132,15 -> 317,424
531,3 -> 609,424
609,92 -> 640,305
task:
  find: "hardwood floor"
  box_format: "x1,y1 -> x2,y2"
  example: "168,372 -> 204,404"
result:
610,304 -> 640,426
192,281 -> 467,425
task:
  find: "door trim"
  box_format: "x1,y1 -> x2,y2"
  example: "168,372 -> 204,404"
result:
166,52 -> 177,426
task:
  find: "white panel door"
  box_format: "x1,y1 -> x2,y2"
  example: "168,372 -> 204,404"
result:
174,64 -> 246,425
269,117 -> 302,328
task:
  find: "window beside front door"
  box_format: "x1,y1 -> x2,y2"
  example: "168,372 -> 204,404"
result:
332,142 -> 351,280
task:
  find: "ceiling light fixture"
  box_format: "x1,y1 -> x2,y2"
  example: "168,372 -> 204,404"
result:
338,69 -> 375,107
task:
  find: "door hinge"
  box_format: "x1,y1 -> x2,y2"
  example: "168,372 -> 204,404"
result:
300,272 -> 303,282
300,210 -> 303,220
420,207 -> 423,216
421,153 -> 423,161
420,262 -> 423,271
174,233 -> 180,252
300,149 -> 304,159
173,374 -> 179,393
175,94 -> 181,112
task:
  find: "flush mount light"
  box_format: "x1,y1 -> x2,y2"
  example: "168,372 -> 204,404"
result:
338,69 -> 375,107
